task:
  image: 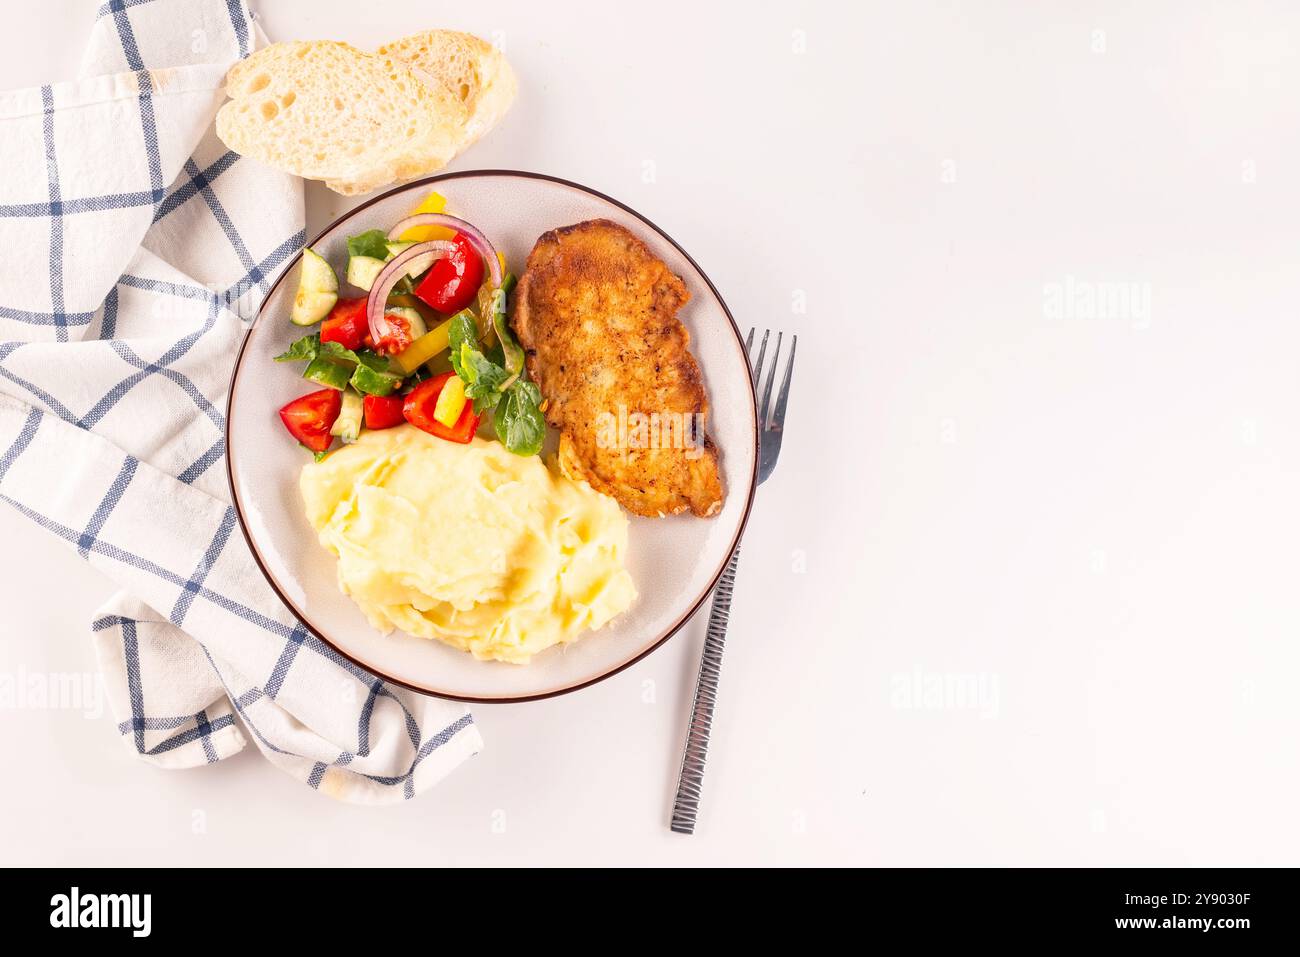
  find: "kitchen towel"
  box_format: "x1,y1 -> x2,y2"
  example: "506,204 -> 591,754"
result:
0,0 -> 480,802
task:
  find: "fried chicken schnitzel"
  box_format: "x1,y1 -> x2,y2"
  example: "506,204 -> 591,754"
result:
511,219 -> 724,518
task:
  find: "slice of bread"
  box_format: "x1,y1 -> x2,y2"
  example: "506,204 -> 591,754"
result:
376,30 -> 517,151
216,32 -> 516,196
216,41 -> 468,196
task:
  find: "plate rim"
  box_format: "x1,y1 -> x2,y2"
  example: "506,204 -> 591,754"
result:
224,168 -> 759,703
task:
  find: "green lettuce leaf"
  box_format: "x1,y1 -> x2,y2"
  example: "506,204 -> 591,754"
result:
274,333 -> 320,363
495,379 -> 545,456
346,229 -> 390,261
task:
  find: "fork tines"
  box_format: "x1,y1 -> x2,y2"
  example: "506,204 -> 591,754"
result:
745,328 -> 796,482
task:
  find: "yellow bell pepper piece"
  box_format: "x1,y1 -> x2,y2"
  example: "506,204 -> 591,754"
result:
433,375 -> 468,428
399,191 -> 455,242
391,318 -> 452,375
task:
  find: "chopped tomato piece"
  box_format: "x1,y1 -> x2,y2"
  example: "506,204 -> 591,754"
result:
414,232 -> 484,314
363,393 -> 406,430
279,389 -> 342,453
320,297 -> 370,351
373,312 -> 415,355
403,372 -> 479,443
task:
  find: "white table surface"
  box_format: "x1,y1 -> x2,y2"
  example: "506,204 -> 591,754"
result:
3,0 -> 1298,867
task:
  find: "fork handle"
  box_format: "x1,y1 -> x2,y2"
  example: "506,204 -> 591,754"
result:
670,542 -> 742,834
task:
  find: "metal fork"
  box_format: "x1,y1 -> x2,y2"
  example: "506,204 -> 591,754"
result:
669,328 -> 796,834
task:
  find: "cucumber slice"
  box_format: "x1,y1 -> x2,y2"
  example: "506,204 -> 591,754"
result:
346,255 -> 386,292
385,305 -> 428,340
330,390 -> 364,443
293,289 -> 339,326
386,241 -> 436,280
303,356 -> 351,391
351,362 -> 403,397
291,249 -> 339,326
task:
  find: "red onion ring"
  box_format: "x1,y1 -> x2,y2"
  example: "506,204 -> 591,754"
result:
365,240 -> 457,345
386,213 -> 503,290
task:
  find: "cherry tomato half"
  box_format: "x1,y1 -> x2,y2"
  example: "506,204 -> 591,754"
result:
372,311 -> 417,356
363,393 -> 406,430
415,232 -> 484,314
320,297 -> 370,352
279,389 -> 342,453
403,372 -> 479,443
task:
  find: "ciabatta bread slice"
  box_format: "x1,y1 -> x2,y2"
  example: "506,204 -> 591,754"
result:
377,30 -> 517,151
215,41 -> 467,196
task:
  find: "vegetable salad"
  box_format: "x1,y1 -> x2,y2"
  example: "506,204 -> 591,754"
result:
273,192 -> 545,460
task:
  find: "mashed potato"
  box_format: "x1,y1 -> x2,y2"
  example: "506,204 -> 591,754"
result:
301,426 -> 636,664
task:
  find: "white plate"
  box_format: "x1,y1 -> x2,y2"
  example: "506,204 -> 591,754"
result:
226,171 -> 757,701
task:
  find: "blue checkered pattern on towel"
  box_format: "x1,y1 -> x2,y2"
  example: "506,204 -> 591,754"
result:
0,0 -> 480,802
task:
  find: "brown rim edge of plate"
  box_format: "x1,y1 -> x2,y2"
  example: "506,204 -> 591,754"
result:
225,169 -> 760,704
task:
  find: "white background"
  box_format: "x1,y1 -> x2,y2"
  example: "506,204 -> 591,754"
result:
2,0 -> 1298,866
